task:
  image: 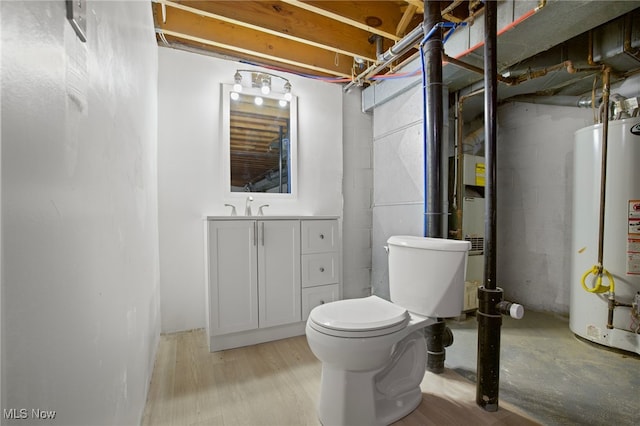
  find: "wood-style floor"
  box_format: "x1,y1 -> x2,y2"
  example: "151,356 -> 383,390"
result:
142,329 -> 540,426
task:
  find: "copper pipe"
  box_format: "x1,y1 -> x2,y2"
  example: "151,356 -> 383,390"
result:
453,88 -> 484,240
597,67 -> 611,268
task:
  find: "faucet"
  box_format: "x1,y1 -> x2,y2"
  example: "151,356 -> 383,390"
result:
224,204 -> 237,216
257,204 -> 269,216
245,196 -> 253,216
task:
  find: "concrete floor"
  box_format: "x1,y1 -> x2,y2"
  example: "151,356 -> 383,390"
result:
444,310 -> 639,426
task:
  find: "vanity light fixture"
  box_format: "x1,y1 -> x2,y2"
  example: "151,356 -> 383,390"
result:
233,71 -> 243,93
283,81 -> 292,102
260,76 -> 271,95
230,69 -> 293,106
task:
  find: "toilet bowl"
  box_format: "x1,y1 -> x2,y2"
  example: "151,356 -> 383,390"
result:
305,236 -> 471,426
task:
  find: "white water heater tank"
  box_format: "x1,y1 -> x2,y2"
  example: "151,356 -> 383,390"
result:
570,117 -> 640,354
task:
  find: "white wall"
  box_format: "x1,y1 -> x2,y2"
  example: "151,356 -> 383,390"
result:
158,48 -> 343,333
496,102 -> 592,312
342,89 -> 373,299
497,73 -> 640,313
1,2 -> 160,425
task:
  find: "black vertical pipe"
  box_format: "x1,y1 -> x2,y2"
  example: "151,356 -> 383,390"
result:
483,2 -> 497,289
424,0 -> 443,238
423,0 -> 446,374
476,0 -> 504,412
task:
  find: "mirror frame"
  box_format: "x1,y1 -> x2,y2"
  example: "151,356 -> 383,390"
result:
221,83 -> 298,198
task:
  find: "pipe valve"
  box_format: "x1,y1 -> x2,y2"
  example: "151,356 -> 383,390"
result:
497,301 -> 524,319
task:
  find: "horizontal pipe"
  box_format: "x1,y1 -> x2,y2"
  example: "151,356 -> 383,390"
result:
378,23 -> 425,63
506,95 -> 592,108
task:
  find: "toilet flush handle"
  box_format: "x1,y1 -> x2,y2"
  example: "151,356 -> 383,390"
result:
383,246 -> 389,254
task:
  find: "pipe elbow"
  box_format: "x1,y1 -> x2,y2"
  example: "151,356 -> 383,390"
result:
565,60 -> 576,74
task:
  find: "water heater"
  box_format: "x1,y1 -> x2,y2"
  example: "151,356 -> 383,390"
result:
570,117 -> 640,354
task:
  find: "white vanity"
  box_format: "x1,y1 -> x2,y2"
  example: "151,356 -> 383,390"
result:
205,216 -> 341,351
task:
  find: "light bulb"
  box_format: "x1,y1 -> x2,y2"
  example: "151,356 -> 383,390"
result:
261,84 -> 270,95
279,99 -> 288,107
284,92 -> 292,102
254,96 -> 263,106
230,92 -> 240,101
233,71 -> 242,92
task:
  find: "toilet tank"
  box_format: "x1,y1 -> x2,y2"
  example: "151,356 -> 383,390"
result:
387,236 -> 471,318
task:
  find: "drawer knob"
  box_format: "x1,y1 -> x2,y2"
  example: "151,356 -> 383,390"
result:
319,267 -> 325,272
319,233 -> 325,239
320,300 -> 325,304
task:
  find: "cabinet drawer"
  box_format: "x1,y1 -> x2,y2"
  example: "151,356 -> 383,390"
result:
301,220 -> 338,253
302,284 -> 340,321
302,253 -> 339,288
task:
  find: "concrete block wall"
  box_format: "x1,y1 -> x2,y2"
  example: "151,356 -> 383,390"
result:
372,88 -> 432,299
496,73 -> 640,313
496,102 -> 593,313
342,89 -> 373,299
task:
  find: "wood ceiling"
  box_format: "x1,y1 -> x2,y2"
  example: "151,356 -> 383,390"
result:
151,1 -> 483,84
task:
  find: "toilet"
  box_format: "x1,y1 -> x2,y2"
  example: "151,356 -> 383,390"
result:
305,236 -> 471,426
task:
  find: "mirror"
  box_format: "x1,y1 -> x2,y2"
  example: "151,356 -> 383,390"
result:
222,84 -> 297,194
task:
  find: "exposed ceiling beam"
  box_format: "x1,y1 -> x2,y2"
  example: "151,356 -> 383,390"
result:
158,28 -> 352,78
155,0 -> 378,63
396,5 -> 417,36
281,0 -> 401,42
404,0 -> 424,14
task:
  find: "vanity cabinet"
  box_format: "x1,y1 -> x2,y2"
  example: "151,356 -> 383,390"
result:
206,217 -> 339,351
301,220 -> 340,320
208,219 -> 300,337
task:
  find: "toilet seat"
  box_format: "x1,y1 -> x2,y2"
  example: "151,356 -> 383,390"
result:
309,296 -> 410,338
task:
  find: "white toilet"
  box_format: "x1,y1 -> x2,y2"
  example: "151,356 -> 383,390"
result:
305,236 -> 471,426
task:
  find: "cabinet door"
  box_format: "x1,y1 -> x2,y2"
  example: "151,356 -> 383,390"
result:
209,221 -> 258,335
258,220 -> 301,328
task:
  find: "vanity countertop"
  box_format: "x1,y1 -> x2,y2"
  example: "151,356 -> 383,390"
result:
205,215 -> 339,221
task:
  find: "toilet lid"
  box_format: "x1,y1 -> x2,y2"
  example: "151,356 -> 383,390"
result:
309,296 -> 409,332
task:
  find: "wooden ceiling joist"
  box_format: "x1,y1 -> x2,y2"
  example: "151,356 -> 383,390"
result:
158,28 -> 352,78
156,0 -> 379,63
281,0 -> 401,42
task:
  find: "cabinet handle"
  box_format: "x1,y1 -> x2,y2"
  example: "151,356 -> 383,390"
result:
252,222 -> 257,246
319,233 -> 325,240
261,222 -> 265,246
319,267 -> 325,272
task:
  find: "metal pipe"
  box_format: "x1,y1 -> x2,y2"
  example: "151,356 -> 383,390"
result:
454,88 -> 484,239
345,23 -> 425,91
483,2 -> 498,292
423,0 -> 443,239
476,0 -> 503,412
443,54 -> 516,85
597,67 -> 611,267
505,95 -> 593,108
378,23 -> 424,63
